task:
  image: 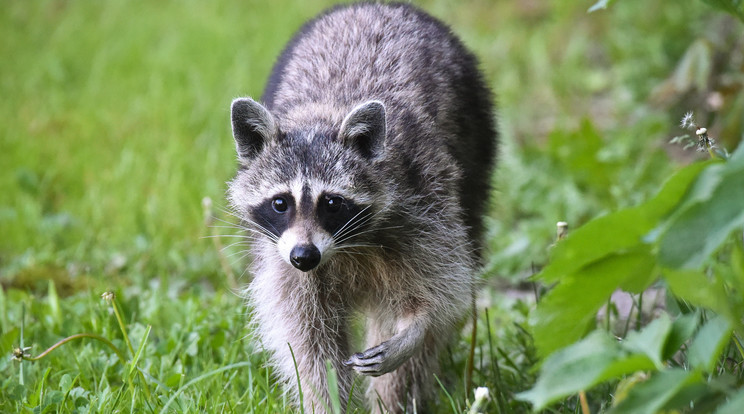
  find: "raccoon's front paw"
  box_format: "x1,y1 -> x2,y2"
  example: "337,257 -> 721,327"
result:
344,336 -> 418,377
344,341 -> 397,376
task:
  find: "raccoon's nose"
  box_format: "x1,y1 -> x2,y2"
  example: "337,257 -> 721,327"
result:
290,245 -> 321,272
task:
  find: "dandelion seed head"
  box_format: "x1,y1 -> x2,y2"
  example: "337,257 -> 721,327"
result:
680,111 -> 695,130
556,221 -> 569,240
11,346 -> 31,361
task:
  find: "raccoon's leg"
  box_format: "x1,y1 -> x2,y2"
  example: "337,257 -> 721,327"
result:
368,344 -> 440,413
291,331 -> 355,414
250,263 -> 354,412
359,315 -> 441,413
345,316 -> 427,377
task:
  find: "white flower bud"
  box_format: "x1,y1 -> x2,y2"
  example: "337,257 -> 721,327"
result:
474,387 -> 489,401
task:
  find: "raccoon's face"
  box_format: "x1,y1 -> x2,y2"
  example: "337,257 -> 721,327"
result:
252,184 -> 368,271
228,98 -> 387,272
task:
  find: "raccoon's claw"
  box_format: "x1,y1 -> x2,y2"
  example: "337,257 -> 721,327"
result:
346,320 -> 426,376
344,341 -> 391,377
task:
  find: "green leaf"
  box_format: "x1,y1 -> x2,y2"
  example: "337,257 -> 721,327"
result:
664,269 -> 729,315
672,40 -> 713,92
6,381 -> 26,401
612,372 -> 650,407
533,250 -> 656,356
688,316 -> 732,372
0,327 -> 20,358
325,361 -> 342,414
729,242 -> 744,292
165,372 -> 183,389
547,120 -> 616,192
43,389 -> 65,406
608,369 -> 703,414
715,387 -> 744,414
516,331 -> 655,410
662,312 -> 700,360
538,161 -> 708,283
664,268 -> 744,337
59,374 -> 73,392
658,164 -> 744,269
662,164 -> 726,217
730,137 -> 744,163
702,0 -> 744,23
621,314 -> 672,369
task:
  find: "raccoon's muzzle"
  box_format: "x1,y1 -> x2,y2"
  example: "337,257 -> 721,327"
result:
290,244 -> 321,271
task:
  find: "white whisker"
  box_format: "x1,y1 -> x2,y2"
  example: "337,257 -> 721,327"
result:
332,203 -> 388,242
333,205 -> 373,238
221,240 -> 254,252
333,214 -> 374,243
335,225 -> 403,245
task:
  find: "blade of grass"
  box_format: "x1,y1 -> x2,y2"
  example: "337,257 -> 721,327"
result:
289,343 -> 305,414
158,361 -> 252,414
485,308 -> 507,414
325,361 -> 341,414
434,373 -> 458,413
129,325 -> 152,376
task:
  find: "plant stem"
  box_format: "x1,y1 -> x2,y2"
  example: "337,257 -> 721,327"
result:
605,296 -> 612,332
108,295 -> 153,401
111,298 -> 135,356
20,304 -> 25,386
24,333 -> 128,363
466,299 -> 477,394
579,390 -> 590,414
636,292 -> 643,331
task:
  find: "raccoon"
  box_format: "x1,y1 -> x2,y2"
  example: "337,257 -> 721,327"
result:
227,2 -> 496,412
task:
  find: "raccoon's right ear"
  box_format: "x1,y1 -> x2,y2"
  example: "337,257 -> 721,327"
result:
339,100 -> 386,160
231,97 -> 277,161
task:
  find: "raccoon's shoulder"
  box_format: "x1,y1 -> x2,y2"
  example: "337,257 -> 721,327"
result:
261,2 -> 467,109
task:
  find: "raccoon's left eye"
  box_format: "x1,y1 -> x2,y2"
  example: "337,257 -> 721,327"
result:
272,197 -> 288,213
324,196 -> 344,213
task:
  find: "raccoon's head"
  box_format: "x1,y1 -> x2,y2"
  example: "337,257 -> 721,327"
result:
227,97 -> 388,272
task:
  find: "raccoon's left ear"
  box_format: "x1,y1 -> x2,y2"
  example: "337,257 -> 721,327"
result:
339,101 -> 386,160
231,97 -> 277,161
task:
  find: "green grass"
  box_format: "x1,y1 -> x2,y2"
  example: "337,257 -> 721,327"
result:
2,0 -> 742,412
1,286 -> 291,412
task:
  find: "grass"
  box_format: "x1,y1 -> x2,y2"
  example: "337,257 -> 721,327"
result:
2,0 -> 742,412
2,286 -> 289,412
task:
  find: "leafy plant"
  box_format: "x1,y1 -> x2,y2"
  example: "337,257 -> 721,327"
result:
520,136 -> 744,410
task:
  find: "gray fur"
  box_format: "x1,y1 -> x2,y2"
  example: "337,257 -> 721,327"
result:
227,3 -> 496,413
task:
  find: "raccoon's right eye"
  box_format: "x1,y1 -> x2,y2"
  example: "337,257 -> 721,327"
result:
272,197 -> 288,213
324,196 -> 344,213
